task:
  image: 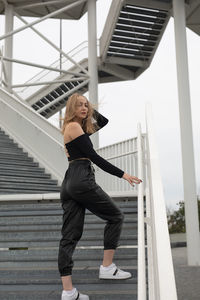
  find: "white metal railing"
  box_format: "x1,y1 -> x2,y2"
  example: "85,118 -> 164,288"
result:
137,123 -> 147,299
145,103 -> 177,300
95,136 -> 142,195
14,40 -> 99,99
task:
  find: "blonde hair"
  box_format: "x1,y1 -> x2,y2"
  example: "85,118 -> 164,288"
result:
60,93 -> 99,135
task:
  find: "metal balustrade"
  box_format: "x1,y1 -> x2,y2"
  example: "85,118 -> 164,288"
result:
95,135 -> 144,195
15,40 -> 99,99
144,103 -> 177,300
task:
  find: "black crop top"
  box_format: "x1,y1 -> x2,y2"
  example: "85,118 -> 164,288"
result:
65,110 -> 124,178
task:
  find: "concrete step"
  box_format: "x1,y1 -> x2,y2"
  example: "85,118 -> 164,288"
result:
0,247 -> 137,261
0,160 -> 39,167
0,144 -> 23,150
0,155 -> 33,162
0,165 -> 46,173
0,208 -> 134,217
0,234 -> 136,248
0,164 -> 44,172
0,153 -> 33,162
0,207 -> 136,217
0,138 -> 18,144
0,189 -> 59,195
0,145 -> 25,151
0,135 -> 14,141
0,267 -> 137,284
0,267 -> 137,283
0,201 -> 137,211
0,220 -> 137,232
0,256 -> 137,268
0,283 -> 137,300
0,149 -> 28,156
0,169 -> 51,178
0,182 -> 60,190
0,216 -> 137,227
0,176 -> 58,185
0,228 -> 137,243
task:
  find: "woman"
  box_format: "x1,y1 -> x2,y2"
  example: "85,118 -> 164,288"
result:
58,93 -> 142,300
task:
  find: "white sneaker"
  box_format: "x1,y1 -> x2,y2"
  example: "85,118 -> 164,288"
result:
99,263 -> 132,280
61,289 -> 89,300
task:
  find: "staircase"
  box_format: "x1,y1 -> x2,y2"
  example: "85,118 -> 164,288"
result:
0,127 -> 60,194
22,0 -> 171,119
0,196 -> 142,300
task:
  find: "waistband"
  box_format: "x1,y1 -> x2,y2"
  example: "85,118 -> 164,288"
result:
68,157 -> 91,164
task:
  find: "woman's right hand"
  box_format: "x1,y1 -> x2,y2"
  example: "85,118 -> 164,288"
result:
122,173 -> 142,187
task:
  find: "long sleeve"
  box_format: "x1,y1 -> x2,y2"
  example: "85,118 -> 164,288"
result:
88,109 -> 109,136
69,134 -> 124,178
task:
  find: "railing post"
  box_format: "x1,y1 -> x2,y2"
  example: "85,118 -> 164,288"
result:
87,0 -> 99,149
145,103 -> 177,299
4,4 -> 14,93
137,123 -> 146,299
173,0 -> 200,266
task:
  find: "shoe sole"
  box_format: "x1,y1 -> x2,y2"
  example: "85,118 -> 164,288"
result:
99,274 -> 133,280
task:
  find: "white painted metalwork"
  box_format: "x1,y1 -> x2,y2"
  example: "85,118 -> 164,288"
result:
145,103 -> 177,300
0,0 -> 89,95
173,0 -> 200,266
12,77 -> 87,88
87,0 -> 99,149
0,0 -> 87,41
95,136 -> 141,193
0,55 -> 84,77
0,48 -> 3,87
4,3 -> 14,92
137,123 -> 146,300
18,41 -> 91,99
145,183 -> 155,300
16,0 -> 71,10
15,12 -> 88,76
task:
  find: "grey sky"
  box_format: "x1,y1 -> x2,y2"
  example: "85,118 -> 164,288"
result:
0,1 -> 200,210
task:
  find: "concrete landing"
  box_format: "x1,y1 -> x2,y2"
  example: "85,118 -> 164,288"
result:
171,233 -> 200,300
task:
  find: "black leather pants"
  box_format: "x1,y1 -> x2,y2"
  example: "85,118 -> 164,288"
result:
58,159 -> 124,277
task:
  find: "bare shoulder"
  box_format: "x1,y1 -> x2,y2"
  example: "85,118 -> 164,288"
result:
64,122 -> 84,143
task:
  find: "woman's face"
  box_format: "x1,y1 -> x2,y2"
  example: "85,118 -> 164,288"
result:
75,96 -> 89,120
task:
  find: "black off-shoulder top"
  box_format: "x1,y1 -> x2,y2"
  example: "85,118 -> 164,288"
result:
65,109 -> 124,178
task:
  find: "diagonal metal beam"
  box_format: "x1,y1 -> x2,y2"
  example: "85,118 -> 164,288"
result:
12,77 -> 87,88
0,0 -> 87,41
14,0 -> 73,10
0,56 -> 89,77
15,12 -> 88,75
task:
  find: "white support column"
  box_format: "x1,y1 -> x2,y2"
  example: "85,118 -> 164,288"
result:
87,0 -> 99,148
4,4 -> 14,92
173,0 -> 200,265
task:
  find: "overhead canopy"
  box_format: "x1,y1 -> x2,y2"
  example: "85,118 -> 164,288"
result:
0,0 -> 89,20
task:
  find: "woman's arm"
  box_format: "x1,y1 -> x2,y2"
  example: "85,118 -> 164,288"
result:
67,122 -> 143,185
68,122 -> 124,178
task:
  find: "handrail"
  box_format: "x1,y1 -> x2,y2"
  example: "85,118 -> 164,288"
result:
137,123 -> 147,299
16,39 -> 99,99
18,40 -> 89,92
145,103 -> 177,299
